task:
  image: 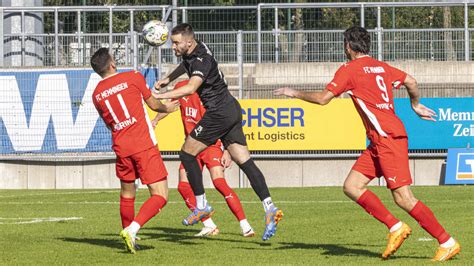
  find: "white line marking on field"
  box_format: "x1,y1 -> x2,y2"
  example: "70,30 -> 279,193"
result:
418,237 -> 434,242
0,217 -> 83,225
0,191 -> 116,199
0,200 -> 353,205
0,199 -> 472,205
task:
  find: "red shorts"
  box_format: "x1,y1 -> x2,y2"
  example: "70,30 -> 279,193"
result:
116,146 -> 168,185
352,136 -> 412,189
179,145 -> 223,171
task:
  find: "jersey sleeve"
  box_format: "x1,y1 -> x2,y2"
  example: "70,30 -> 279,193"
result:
326,64 -> 352,97
388,65 -> 407,90
190,57 -> 212,80
132,71 -> 152,99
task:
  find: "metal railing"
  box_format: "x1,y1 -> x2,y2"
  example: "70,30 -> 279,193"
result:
1,1 -> 474,68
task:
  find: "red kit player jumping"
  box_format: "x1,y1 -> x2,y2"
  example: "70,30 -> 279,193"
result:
274,27 -> 460,261
91,48 -> 178,254
152,80 -> 255,237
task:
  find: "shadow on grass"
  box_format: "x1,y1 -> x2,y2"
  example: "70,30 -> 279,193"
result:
138,226 -> 271,247
59,237 -> 154,252
276,242 -> 428,259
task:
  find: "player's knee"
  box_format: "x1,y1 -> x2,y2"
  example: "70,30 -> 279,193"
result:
392,190 -> 417,210
179,150 -> 196,163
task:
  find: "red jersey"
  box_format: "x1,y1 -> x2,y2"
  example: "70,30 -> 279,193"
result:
326,56 -> 408,142
174,80 -> 222,148
93,71 -> 157,157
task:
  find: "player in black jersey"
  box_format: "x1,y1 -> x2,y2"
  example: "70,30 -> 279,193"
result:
153,23 -> 282,241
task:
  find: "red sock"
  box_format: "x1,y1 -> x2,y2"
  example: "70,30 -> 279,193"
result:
134,195 -> 167,227
178,181 -> 197,211
409,201 -> 450,244
357,190 -> 399,229
213,178 -> 246,221
178,181 -> 209,222
120,196 -> 135,228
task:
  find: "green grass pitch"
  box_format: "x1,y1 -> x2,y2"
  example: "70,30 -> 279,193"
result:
0,186 -> 472,264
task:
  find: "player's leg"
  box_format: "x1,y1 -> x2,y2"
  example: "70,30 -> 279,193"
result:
181,112 -> 232,225
120,147 -> 169,254
120,180 -> 137,229
204,147 -> 254,237
225,140 -> 282,240
180,136 -> 215,225
348,147 -> 409,259
383,138 -> 459,261
177,167 -> 197,211
343,170 -> 401,230
116,156 -> 138,229
177,162 -> 219,236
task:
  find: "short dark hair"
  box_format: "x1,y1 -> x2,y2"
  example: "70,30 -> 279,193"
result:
90,48 -> 112,76
171,23 -> 194,38
343,26 -> 371,54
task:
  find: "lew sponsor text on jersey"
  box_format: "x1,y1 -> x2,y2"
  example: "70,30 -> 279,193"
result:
438,108 -> 474,137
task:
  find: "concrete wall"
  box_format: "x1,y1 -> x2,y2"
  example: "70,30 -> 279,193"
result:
0,158 -> 445,189
254,61 -> 474,85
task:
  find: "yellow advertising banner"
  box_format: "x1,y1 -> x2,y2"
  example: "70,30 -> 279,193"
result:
149,99 -> 366,151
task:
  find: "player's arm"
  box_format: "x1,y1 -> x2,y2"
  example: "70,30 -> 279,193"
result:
274,87 -> 335,105
154,63 -> 186,89
153,76 -> 203,100
275,65 -> 349,105
151,112 -> 169,129
145,96 -> 179,113
403,74 -> 437,121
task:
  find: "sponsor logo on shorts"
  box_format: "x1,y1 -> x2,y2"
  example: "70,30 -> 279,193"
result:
194,125 -> 203,136
387,176 -> 397,183
225,193 -> 233,199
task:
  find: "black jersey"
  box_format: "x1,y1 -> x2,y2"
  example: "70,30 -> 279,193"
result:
181,41 -> 233,111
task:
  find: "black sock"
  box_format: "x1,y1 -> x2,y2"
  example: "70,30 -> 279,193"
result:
239,159 -> 270,201
179,150 -> 205,196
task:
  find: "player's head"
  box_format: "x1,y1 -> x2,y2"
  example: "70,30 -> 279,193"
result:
343,26 -> 370,60
91,48 -> 116,78
170,23 -> 196,57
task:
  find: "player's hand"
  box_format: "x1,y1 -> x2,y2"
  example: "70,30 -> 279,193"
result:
151,117 -> 159,129
221,150 -> 233,168
154,77 -> 170,91
162,100 -> 180,113
274,87 -> 297,98
412,103 -> 437,121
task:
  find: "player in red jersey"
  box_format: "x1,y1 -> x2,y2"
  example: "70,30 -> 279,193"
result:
275,27 -> 460,261
152,80 -> 255,237
91,48 -> 178,254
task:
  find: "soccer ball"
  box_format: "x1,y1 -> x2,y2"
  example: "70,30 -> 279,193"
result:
142,20 -> 169,46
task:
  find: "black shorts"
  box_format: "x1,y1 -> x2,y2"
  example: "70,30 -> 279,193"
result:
190,98 -> 247,148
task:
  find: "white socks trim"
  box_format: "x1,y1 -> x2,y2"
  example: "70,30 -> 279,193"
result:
262,197 -> 274,212
389,221 -> 403,233
440,237 -> 456,248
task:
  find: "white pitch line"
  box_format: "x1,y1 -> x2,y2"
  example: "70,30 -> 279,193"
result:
0,217 -> 83,225
418,237 -> 434,242
0,199 -> 472,205
0,200 -> 352,205
0,190 -> 117,199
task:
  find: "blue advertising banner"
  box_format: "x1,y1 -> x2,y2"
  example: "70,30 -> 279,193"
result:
0,68 -> 472,154
445,148 -> 474,184
394,98 -> 474,149
0,68 -> 158,154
